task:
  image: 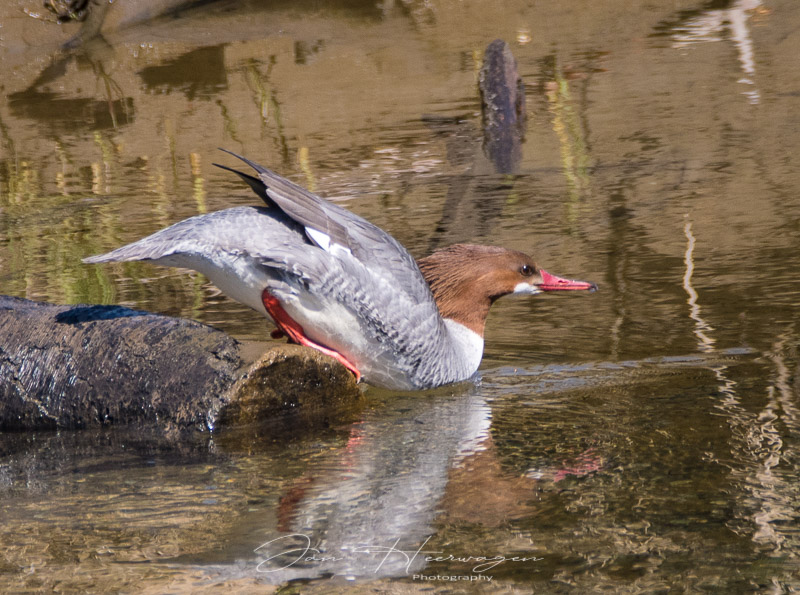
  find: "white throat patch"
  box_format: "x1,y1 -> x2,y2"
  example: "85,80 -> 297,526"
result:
513,281 -> 542,295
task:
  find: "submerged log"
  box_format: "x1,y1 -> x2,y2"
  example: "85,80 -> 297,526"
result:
0,295 -> 359,433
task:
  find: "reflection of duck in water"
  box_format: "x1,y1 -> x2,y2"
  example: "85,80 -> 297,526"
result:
85,151 -> 595,390
249,392 -> 605,582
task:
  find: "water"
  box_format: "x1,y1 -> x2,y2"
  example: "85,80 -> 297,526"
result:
2,0 -> 800,591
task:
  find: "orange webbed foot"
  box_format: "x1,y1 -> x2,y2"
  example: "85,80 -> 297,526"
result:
261,288 -> 362,382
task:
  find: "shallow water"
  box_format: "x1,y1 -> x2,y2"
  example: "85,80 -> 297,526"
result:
2,0 -> 800,592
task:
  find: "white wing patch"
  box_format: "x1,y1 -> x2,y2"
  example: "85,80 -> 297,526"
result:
305,226 -> 330,250
306,226 -> 352,256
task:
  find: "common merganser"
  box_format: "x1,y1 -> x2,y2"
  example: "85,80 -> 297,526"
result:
84,151 -> 596,390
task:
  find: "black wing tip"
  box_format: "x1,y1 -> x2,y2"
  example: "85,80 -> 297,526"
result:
217,147 -> 240,158
214,156 -> 273,207
212,161 -> 235,173
217,148 -> 270,175
212,161 -> 261,183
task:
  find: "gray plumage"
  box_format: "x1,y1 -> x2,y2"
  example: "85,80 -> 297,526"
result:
84,152 -> 483,390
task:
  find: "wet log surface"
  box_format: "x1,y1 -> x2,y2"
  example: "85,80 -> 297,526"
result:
0,296 -> 359,433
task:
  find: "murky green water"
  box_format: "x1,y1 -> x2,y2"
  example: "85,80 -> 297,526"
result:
2,0 -> 800,592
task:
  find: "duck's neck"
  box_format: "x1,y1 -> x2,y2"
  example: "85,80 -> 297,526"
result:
417,245 -> 499,337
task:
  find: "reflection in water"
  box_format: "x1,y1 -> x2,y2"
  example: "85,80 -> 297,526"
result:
139,45 -> 228,100
8,50 -> 134,132
189,151 -> 207,214
742,335 -> 800,551
682,219 -> 715,352
2,350 -> 796,591
239,391 -> 494,582
668,0 -> 764,104
543,56 -> 592,219
682,219 -> 799,555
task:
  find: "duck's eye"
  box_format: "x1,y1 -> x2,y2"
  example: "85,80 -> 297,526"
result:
520,264 -> 534,276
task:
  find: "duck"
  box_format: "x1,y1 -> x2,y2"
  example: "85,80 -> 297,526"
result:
84,151 -> 596,390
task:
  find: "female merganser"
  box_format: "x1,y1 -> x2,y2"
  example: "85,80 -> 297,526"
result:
84,152 -> 596,390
